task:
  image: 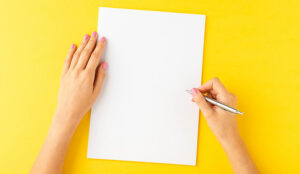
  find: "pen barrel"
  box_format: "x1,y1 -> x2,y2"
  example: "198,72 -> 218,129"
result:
204,97 -> 242,115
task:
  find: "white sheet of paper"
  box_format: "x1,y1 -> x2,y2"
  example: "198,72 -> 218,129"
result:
88,7 -> 205,165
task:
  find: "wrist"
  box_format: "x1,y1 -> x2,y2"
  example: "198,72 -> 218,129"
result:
218,131 -> 243,149
52,109 -> 81,132
217,130 -> 241,145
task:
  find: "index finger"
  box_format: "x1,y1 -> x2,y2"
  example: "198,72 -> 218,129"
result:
86,37 -> 106,71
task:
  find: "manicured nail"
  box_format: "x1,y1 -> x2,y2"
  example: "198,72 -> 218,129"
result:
102,62 -> 107,70
92,31 -> 97,37
191,88 -> 197,95
84,34 -> 89,40
71,44 -> 75,49
100,37 -> 106,42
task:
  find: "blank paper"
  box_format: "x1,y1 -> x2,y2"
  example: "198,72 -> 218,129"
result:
88,7 -> 205,165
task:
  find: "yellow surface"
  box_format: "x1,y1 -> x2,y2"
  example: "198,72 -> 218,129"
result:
0,0 -> 300,173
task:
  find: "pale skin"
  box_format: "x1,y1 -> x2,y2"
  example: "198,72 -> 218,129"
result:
30,32 -> 259,174
191,78 -> 259,174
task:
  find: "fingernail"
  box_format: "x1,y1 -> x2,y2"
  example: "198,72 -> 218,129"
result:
191,88 -> 197,95
84,34 -> 89,40
71,44 -> 75,49
100,37 -> 106,42
92,31 -> 97,37
102,62 -> 107,70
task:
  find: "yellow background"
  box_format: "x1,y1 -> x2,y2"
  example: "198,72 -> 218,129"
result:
0,0 -> 300,173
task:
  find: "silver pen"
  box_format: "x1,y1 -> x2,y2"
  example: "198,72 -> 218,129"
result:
186,90 -> 243,115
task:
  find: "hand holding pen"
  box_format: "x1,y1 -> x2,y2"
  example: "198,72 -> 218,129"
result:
189,78 -> 258,174
190,77 -> 240,142
186,90 -> 243,115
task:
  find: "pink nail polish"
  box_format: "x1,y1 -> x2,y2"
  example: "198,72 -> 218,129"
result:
102,62 -> 107,70
191,88 -> 197,95
71,44 -> 75,49
84,34 -> 89,40
100,37 -> 106,42
92,31 -> 97,37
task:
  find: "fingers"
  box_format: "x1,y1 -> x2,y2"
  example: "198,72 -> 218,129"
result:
86,37 -> 106,71
76,31 -> 98,69
70,34 -> 90,69
199,77 -> 228,96
92,62 -> 107,101
62,44 -> 76,74
192,88 -> 213,117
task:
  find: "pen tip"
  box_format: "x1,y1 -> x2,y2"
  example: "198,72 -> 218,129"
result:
185,89 -> 192,94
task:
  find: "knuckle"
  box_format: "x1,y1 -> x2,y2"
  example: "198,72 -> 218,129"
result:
72,69 -> 81,76
82,71 -> 89,77
92,43 -> 104,55
231,93 -> 236,98
98,42 -> 104,48
80,72 -> 92,82
81,50 -> 88,57
65,55 -> 71,61
229,92 -> 237,99
82,38 -> 89,44
90,37 -> 97,42
73,52 -> 79,58
101,71 -> 106,78
232,94 -> 237,101
83,39 -> 89,44
86,44 -> 93,50
89,62 -> 97,70
213,77 -> 220,82
225,93 -> 237,106
93,49 -> 100,56
90,52 -> 97,59
85,69 -> 94,76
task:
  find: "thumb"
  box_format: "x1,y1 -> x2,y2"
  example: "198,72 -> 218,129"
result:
192,88 -> 213,116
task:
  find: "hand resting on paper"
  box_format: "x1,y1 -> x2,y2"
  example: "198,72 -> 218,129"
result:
30,32 -> 107,174
56,32 -> 107,125
191,77 -> 259,174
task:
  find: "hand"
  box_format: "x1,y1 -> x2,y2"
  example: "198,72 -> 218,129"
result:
31,32 -> 107,174
191,77 -> 239,143
56,32 -> 107,125
192,78 -> 259,174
